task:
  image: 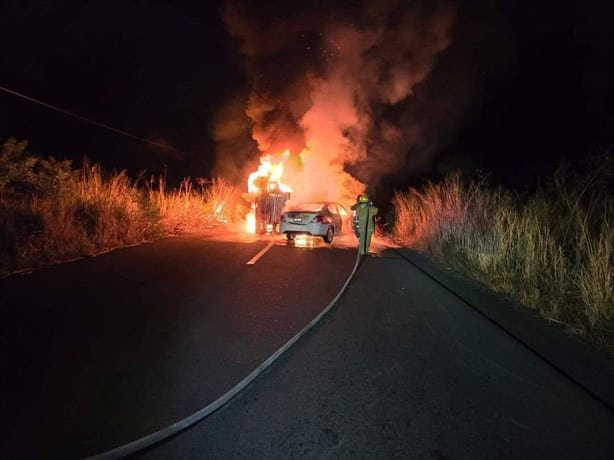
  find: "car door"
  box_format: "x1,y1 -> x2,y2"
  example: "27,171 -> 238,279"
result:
327,204 -> 342,233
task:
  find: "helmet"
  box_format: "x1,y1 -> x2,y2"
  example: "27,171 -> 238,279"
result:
358,194 -> 370,203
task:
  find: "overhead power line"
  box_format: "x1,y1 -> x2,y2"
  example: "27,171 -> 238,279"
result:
0,84 -> 180,153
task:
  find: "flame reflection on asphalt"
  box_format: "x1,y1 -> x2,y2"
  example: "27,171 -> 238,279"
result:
290,235 -> 320,248
192,223 -> 390,255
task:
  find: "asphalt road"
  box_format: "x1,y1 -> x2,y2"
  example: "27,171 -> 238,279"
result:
2,236 -> 613,459
139,252 -> 614,460
0,237 -> 356,458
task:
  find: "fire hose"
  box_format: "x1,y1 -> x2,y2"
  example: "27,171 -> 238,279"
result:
87,240 -> 365,459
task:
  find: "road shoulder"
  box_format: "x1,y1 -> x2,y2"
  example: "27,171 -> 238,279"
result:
397,248 -> 614,411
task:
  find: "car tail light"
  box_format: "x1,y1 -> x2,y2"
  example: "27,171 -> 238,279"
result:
311,214 -> 324,223
281,214 -> 286,222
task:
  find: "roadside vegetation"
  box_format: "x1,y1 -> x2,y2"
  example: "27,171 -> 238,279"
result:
0,138 -> 244,275
393,158 -> 613,352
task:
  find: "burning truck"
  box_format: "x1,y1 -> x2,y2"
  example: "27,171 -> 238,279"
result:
244,154 -> 292,234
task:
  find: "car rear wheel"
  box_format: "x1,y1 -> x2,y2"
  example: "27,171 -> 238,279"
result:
323,226 -> 334,244
286,233 -> 295,241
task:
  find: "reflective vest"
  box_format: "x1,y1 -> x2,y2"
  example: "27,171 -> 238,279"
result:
351,202 -> 378,234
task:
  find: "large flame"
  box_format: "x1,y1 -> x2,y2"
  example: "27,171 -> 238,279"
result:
247,152 -> 293,194
244,141 -> 365,234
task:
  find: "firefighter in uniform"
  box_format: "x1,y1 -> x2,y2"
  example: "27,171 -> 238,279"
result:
351,194 -> 378,255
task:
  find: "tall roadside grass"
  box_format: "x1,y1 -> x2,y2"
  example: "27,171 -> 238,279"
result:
148,177 -> 245,234
0,138 -> 244,275
393,162 -> 614,351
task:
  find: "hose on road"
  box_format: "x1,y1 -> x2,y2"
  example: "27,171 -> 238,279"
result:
87,245 -> 364,459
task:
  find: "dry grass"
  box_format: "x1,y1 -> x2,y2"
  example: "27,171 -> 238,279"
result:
393,165 -> 614,351
0,150 -> 244,275
148,177 -> 246,234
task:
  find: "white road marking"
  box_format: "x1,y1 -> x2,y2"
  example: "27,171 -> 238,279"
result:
246,242 -> 275,265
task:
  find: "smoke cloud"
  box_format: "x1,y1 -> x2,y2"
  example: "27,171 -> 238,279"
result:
214,0 -> 456,204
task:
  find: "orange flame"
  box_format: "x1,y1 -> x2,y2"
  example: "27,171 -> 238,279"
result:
246,203 -> 256,234
247,152 -> 293,194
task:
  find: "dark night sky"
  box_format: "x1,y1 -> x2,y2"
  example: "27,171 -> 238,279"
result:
445,0 -> 614,186
1,0 -> 613,188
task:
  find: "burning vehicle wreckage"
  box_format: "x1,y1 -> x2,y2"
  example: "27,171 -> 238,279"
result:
240,151 -> 357,245
243,154 -> 292,235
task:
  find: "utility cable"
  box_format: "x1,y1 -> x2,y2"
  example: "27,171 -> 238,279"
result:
0,84 -> 179,153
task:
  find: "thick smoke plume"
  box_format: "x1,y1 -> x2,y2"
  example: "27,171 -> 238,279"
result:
215,0 -> 456,204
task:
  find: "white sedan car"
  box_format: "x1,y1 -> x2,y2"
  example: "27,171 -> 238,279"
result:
280,202 -> 349,244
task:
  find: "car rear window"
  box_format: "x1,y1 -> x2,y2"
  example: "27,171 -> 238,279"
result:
291,202 -> 324,212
